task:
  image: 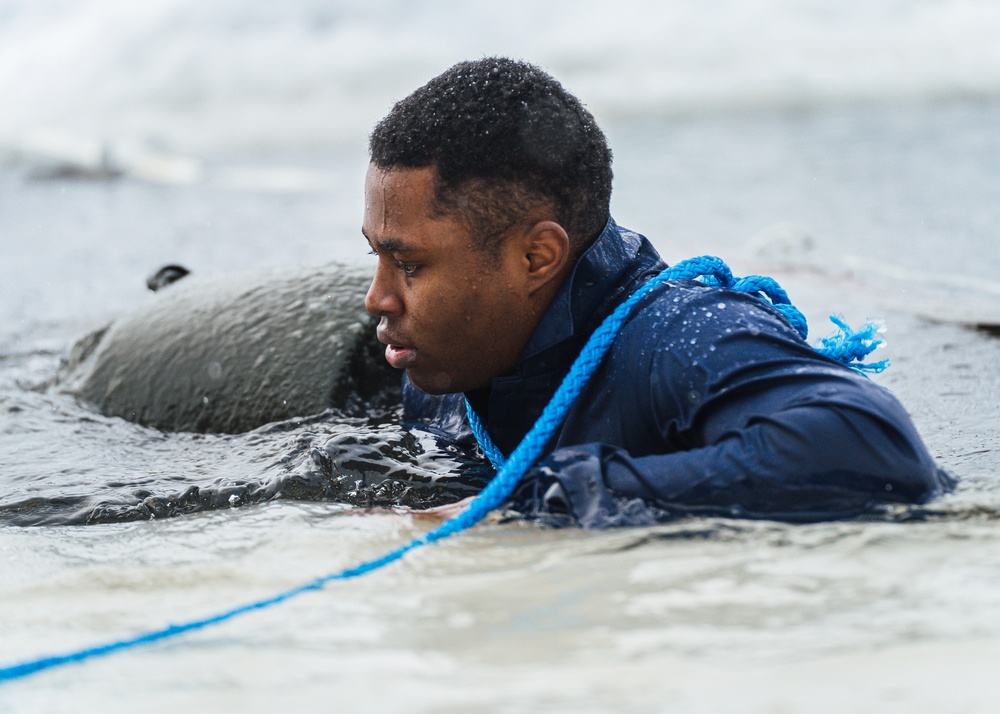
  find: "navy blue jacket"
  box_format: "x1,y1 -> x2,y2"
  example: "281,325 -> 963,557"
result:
405,219 -> 954,527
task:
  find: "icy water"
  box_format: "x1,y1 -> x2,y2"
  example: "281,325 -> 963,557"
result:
3,0 -> 1000,710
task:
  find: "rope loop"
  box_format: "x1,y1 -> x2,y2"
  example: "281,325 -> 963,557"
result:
771,303 -> 809,340
731,275 -> 791,305
674,255 -> 734,285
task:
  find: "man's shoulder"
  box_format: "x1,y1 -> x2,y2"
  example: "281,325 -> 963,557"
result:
626,279 -> 803,340
604,277 -> 831,390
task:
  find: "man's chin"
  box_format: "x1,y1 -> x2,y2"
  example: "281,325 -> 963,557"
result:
405,368 -> 460,396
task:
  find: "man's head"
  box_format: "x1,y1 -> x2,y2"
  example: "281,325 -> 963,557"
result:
363,58 -> 613,394
368,57 -> 613,257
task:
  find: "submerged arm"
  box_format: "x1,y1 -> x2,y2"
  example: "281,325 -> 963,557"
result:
509,294 -> 954,527
511,389 -> 952,527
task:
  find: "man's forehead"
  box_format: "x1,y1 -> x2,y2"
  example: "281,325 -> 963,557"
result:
365,163 -> 436,198
365,165 -> 440,221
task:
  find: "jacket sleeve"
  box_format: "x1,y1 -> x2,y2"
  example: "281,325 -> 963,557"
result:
510,393 -> 953,528
506,294 -> 954,528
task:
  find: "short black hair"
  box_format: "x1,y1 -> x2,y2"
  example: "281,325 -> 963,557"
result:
369,57 -> 613,256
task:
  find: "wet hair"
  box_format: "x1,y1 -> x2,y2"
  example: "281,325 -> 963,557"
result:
369,57 -> 613,257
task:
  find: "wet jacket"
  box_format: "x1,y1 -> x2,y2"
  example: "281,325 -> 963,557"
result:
404,218 -> 954,527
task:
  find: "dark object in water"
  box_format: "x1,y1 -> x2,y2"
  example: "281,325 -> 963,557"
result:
973,322 -> 1000,338
56,262 -> 398,433
146,264 -> 191,292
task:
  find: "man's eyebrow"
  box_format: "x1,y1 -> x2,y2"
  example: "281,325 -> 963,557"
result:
361,230 -> 413,253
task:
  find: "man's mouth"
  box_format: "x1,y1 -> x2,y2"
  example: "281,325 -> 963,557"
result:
384,343 -> 416,369
377,326 -> 417,369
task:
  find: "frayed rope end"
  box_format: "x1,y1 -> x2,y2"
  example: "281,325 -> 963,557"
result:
814,314 -> 889,374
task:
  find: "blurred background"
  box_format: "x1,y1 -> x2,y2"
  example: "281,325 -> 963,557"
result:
3,0 -> 999,158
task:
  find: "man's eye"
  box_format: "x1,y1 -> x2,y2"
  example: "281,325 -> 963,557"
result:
397,262 -> 419,276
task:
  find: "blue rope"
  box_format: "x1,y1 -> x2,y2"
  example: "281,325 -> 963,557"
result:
466,401 -> 507,470
0,255 -> 884,684
816,315 -> 889,373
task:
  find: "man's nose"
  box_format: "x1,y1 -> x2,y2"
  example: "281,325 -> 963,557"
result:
365,263 -> 402,317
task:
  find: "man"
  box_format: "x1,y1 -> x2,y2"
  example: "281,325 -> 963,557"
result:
362,57 -> 953,527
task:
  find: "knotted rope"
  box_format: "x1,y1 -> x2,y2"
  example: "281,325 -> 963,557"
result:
0,255 -> 885,684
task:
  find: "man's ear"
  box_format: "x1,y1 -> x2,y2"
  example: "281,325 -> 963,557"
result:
521,221 -> 571,294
